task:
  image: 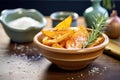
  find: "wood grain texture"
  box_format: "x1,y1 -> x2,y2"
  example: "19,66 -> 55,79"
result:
105,38 -> 120,59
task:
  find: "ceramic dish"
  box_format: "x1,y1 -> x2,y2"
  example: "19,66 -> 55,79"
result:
0,8 -> 47,43
34,29 -> 109,70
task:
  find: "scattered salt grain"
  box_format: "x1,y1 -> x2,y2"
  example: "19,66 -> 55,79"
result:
66,77 -> 74,80
8,17 -> 42,30
80,73 -> 83,77
12,43 -> 42,61
71,77 -> 74,80
88,67 -> 100,76
104,66 -> 107,70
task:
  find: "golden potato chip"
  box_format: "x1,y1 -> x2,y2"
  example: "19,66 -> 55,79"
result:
66,39 -> 82,49
52,43 -> 64,48
78,25 -> 89,37
87,36 -> 104,47
66,30 -> 87,49
55,16 -> 72,30
54,30 -> 74,42
42,30 -> 74,46
42,29 -> 56,38
59,40 -> 68,48
42,29 -> 73,38
42,36 -> 56,45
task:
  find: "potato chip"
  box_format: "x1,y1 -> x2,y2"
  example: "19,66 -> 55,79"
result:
54,30 -> 74,42
42,29 -> 73,38
42,30 -> 74,46
52,43 -> 64,48
42,36 -> 56,45
87,36 -> 104,47
66,30 -> 87,49
42,29 -> 57,38
55,16 -> 72,30
79,25 -> 89,37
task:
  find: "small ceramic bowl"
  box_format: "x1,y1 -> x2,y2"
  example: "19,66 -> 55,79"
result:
34,29 -> 109,70
50,11 -> 79,27
0,8 -> 47,43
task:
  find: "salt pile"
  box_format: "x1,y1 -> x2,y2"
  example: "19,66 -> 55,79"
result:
8,17 -> 42,30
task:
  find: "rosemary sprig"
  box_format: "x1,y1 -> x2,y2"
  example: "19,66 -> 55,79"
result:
102,0 -> 115,10
83,14 -> 107,48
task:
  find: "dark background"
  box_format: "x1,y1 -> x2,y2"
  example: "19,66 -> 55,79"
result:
0,0 -> 120,16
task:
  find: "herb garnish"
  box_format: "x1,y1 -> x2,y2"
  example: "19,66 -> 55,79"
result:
102,0 -> 115,10
83,14 -> 107,48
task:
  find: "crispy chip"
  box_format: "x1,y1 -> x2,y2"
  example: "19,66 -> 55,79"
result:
42,36 -> 56,45
42,29 -> 73,38
66,30 -> 87,49
42,30 -> 74,46
42,29 -> 56,38
52,43 -> 64,48
87,36 -> 104,48
55,16 -> 72,30
79,25 -> 89,37
54,30 -> 74,42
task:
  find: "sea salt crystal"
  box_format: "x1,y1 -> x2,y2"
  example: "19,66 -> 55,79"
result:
88,67 -> 100,76
12,43 -> 42,61
8,17 -> 42,30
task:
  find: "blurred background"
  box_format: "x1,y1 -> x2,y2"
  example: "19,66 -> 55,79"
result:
0,0 -> 120,16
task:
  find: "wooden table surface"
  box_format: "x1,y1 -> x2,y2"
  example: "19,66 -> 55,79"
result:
0,17 -> 120,80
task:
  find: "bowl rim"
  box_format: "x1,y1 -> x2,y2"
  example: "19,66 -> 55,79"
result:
50,11 -> 79,21
34,30 -> 109,54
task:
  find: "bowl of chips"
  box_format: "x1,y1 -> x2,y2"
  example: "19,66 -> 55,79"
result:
34,16 -> 109,70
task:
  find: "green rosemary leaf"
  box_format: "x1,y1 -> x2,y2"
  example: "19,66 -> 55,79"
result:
102,0 -> 115,10
83,14 -> 106,48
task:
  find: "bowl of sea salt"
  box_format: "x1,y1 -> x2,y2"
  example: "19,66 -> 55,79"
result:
0,8 -> 47,43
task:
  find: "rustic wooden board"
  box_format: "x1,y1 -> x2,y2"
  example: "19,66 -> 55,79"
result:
105,37 -> 120,58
